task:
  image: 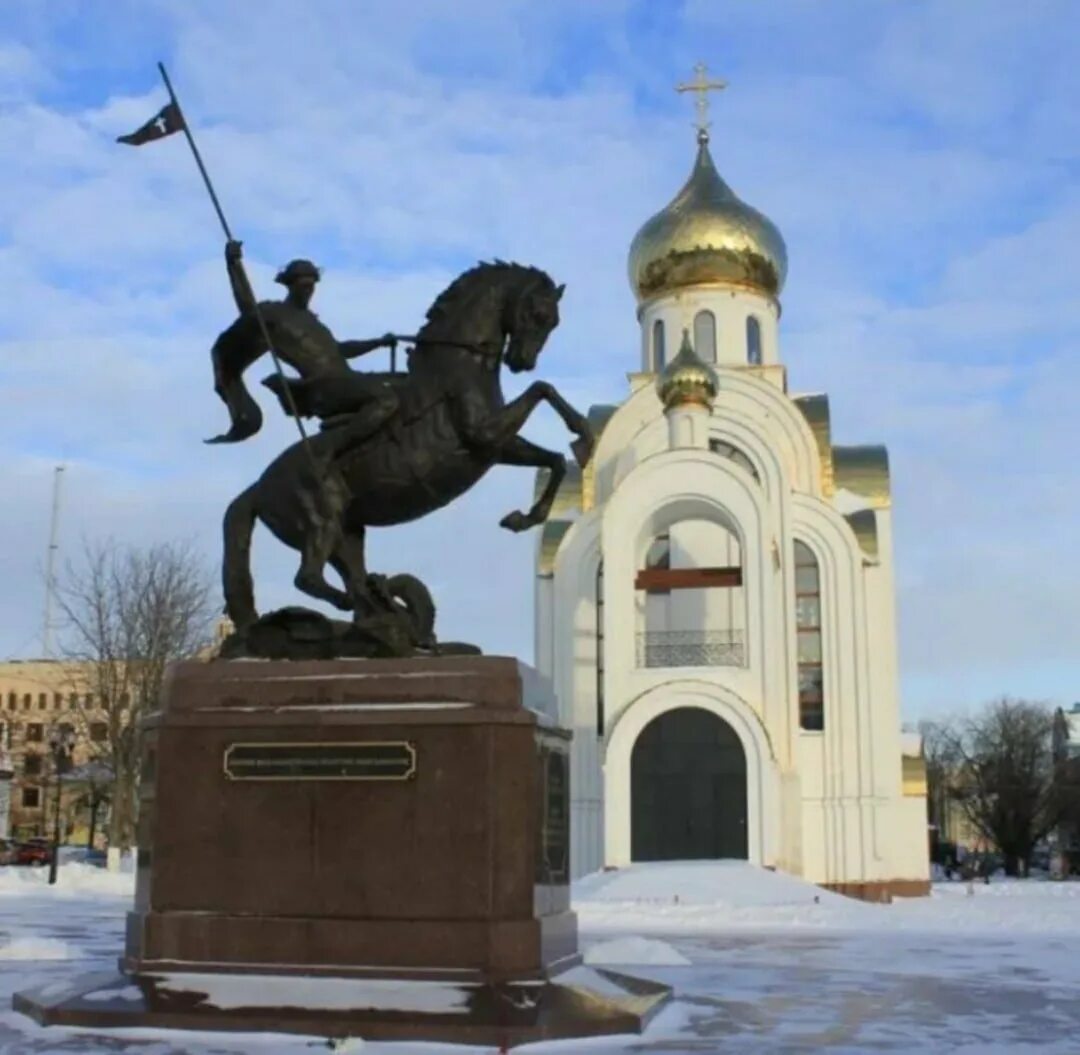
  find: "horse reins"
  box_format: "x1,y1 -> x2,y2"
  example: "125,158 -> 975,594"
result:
387,333 -> 503,371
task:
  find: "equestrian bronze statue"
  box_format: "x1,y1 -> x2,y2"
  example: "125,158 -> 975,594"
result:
208,244 -> 592,658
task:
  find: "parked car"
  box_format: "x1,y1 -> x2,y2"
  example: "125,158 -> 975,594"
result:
0,838 -> 17,865
59,846 -> 107,868
14,839 -> 53,867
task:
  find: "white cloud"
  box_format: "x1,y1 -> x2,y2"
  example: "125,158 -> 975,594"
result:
0,2 -> 1077,718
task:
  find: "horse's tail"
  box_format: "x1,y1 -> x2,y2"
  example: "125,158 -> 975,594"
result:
223,484 -> 260,630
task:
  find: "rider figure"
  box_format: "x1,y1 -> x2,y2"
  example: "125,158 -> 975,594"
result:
217,240 -> 400,464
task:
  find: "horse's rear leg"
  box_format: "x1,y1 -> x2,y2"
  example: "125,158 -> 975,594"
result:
293,503 -> 353,611
329,530 -> 371,615
291,467 -> 355,612
296,535 -> 352,611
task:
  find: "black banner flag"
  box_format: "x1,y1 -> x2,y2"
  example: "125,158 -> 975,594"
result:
115,62 -> 321,468
116,102 -> 185,146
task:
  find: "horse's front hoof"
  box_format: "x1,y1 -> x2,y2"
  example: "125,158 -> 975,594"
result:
570,436 -> 593,467
499,510 -> 532,533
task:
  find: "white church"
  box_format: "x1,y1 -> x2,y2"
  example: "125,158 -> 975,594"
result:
534,77 -> 929,901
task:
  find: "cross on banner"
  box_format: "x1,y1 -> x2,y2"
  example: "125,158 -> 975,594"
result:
116,101 -> 185,146
676,61 -> 728,140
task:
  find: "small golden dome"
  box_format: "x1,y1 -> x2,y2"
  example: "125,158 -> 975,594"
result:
657,329 -> 719,410
628,132 -> 787,303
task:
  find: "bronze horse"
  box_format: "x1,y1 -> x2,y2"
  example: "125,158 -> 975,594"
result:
221,262 -> 592,647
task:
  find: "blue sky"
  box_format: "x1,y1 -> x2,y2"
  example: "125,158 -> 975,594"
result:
1,0 -> 1077,720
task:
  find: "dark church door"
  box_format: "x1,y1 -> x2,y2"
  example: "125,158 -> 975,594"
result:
631,707 -> 748,861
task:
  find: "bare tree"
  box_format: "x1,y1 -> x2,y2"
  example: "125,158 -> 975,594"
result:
57,539 -> 216,853
943,698 -> 1058,876
919,719 -> 962,856
64,760 -> 113,850
1051,707 -> 1080,871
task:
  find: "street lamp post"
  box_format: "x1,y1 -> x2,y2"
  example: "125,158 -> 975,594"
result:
47,727 -> 75,886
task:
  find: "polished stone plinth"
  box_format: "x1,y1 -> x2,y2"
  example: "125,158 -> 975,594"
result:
14,655 -> 670,1044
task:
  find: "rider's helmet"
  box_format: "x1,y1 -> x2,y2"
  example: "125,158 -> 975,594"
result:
274,259 -> 322,287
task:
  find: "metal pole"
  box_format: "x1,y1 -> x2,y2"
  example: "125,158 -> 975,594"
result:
156,63 -> 232,241
42,465 -> 64,657
155,62 -> 321,477
47,745 -> 61,885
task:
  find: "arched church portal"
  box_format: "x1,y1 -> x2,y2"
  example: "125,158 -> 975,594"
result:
630,707 -> 748,861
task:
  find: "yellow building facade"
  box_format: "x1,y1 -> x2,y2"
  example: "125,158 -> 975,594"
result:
0,659 -> 109,841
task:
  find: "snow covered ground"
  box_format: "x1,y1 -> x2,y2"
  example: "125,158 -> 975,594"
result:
2,860 -> 1079,1053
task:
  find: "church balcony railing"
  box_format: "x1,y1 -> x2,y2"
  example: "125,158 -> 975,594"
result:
636,630 -> 745,669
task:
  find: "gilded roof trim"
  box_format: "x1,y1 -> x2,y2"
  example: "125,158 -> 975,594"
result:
582,403 -> 618,511
537,520 -> 572,577
902,755 -> 927,798
587,403 -> 618,435
793,394 -> 834,497
634,279 -> 782,315
844,508 -> 879,561
833,445 -> 891,508
533,463 -> 583,519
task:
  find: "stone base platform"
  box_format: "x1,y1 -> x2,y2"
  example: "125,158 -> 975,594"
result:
14,966 -> 672,1046
12,655 -> 672,1045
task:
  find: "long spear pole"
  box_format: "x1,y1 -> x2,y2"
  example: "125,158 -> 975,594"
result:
155,62 -> 320,468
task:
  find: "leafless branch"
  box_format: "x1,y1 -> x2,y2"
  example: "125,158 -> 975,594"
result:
55,538 -> 215,850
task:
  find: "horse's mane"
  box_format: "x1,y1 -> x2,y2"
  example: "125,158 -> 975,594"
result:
416,260 -> 555,342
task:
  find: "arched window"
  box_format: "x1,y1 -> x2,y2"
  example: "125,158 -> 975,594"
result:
652,320 -> 666,370
794,541 -> 824,730
637,523 -> 744,669
693,310 -> 717,363
746,316 -> 762,366
709,439 -> 760,482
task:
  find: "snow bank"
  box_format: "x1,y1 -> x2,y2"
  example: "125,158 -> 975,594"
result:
0,863 -> 134,898
574,861 -> 869,935
584,936 -> 691,966
575,860 -> 854,909
575,862 -> 1080,937
891,877 -> 1080,934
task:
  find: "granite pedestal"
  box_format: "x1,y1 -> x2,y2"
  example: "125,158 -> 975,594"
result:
14,656 -> 670,1045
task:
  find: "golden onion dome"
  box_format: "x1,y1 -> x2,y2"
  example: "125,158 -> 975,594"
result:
628,131 -> 787,303
657,329 -> 719,410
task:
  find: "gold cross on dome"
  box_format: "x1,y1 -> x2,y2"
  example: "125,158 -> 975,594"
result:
676,62 -> 727,141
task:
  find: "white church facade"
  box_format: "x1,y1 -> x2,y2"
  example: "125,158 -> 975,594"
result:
534,106 -> 929,900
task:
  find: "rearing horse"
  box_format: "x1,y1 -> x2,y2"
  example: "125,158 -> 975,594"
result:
222,261 -> 592,634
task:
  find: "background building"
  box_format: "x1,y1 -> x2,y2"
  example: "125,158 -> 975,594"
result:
535,112 -> 929,900
0,659 -> 109,842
